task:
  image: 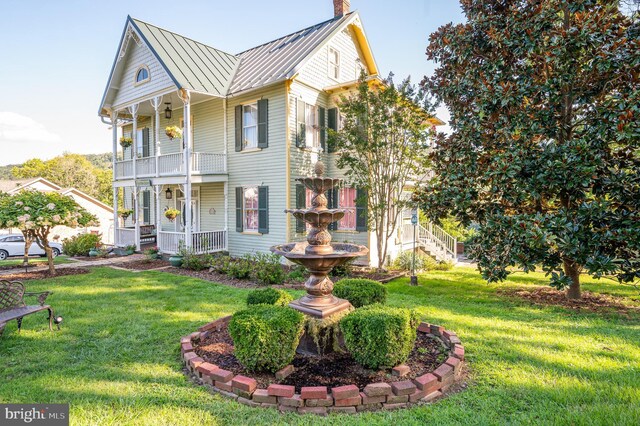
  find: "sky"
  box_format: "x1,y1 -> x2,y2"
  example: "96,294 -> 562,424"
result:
0,0 -> 464,166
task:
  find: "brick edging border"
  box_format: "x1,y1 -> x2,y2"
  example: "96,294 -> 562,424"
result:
180,316 -> 466,416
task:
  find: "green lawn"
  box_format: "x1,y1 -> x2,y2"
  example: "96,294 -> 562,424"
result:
0,255 -> 72,267
0,267 -> 638,425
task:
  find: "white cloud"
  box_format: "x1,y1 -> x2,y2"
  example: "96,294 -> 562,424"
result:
0,112 -> 62,164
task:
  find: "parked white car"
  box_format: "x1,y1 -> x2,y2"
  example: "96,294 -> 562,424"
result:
0,234 -> 63,260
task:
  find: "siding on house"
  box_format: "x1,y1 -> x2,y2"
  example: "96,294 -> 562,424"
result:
112,39 -> 175,109
226,84 -> 288,257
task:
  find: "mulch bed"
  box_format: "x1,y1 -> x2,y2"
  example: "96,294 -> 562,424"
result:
500,286 -> 640,314
0,263 -> 46,271
196,324 -> 447,391
1,268 -> 90,281
168,267 -> 306,289
111,259 -> 171,270
348,268 -> 406,283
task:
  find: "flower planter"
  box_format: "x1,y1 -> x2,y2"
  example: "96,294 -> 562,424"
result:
169,255 -> 183,267
88,248 -> 99,257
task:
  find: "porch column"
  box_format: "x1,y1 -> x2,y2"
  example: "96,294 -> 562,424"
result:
129,104 -> 140,250
180,89 -> 192,249
111,110 -> 119,246
224,181 -> 229,250
155,184 -> 162,250
150,96 -> 162,178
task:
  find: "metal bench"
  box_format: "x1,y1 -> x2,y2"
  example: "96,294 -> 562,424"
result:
0,280 -> 60,337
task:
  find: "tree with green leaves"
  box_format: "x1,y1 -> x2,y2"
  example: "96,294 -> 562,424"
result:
419,0 -> 639,299
0,191 -> 98,275
12,153 -> 113,205
330,75 -> 433,269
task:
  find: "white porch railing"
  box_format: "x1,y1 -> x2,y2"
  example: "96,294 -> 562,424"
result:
158,230 -> 227,254
115,228 -> 136,247
136,156 -> 156,177
401,221 -> 457,262
115,152 -> 227,180
115,160 -> 134,179
191,153 -> 226,174
158,153 -> 184,176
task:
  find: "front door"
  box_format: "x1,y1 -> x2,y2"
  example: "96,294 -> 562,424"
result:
177,199 -> 199,232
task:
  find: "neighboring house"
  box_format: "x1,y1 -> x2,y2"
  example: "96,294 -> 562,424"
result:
0,178 -> 114,244
98,1 -> 455,265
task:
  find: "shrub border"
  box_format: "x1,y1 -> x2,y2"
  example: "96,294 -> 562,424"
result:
180,317 -> 466,416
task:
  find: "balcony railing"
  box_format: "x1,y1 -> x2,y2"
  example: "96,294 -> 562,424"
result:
158,230 -> 227,254
115,228 -> 136,247
114,152 -> 226,180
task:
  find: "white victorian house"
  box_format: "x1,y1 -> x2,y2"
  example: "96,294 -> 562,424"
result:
98,1 -> 456,265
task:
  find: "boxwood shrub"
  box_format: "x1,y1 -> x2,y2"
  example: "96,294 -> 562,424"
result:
340,304 -> 419,369
333,279 -> 387,307
246,288 -> 293,307
228,305 -> 305,372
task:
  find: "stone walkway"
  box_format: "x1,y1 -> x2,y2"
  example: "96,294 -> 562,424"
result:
0,254 -> 146,276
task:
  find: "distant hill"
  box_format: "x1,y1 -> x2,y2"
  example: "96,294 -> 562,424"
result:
0,164 -> 20,180
0,153 -> 112,180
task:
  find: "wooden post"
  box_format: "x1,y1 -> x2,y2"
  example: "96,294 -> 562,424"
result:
129,103 -> 140,251
111,110 -> 119,246
180,89 -> 192,249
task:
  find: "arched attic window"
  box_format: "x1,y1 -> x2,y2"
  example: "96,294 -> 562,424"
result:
134,65 -> 150,85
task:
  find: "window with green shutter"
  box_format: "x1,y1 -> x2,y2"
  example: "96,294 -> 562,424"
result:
295,184 -> 306,233
356,188 -> 368,231
327,108 -> 338,153
142,190 -> 150,224
296,99 -> 306,148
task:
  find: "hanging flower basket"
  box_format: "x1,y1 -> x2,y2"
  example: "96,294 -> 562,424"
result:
120,137 -> 133,149
165,208 -> 180,222
165,126 -> 183,140
119,209 -> 133,220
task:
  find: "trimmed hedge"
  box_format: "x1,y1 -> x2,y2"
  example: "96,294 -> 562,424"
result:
333,279 -> 387,307
246,288 -> 293,307
228,305 -> 305,372
340,304 -> 419,369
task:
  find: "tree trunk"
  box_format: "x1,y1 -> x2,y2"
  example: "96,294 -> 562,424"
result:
45,245 -> 56,276
563,258 -> 581,300
23,238 -> 32,266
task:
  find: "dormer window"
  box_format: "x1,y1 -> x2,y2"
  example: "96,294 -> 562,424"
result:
328,47 -> 340,80
135,66 -> 150,85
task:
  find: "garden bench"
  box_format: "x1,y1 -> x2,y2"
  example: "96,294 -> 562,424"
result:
140,225 -> 157,244
0,280 -> 58,337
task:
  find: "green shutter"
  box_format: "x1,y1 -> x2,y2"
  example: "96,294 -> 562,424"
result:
258,186 -> 269,234
142,191 -> 150,224
257,99 -> 268,148
327,108 -> 338,153
235,187 -> 243,232
356,188 -> 368,232
295,184 -> 306,233
296,99 -> 306,148
235,105 -> 242,152
142,128 -> 150,157
319,107 -> 326,152
328,188 -> 339,231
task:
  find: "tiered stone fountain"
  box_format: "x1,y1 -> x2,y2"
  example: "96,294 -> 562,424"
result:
271,161 -> 368,352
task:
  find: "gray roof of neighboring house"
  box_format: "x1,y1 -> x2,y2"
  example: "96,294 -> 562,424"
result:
228,13 -> 354,94
130,17 -> 241,97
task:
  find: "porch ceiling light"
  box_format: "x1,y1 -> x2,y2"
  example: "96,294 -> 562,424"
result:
164,103 -> 172,119
165,188 -> 173,200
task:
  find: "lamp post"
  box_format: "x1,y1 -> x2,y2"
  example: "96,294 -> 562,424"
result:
410,208 -> 418,286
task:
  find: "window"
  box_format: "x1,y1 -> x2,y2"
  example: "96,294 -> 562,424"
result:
328,47 -> 340,80
305,104 -> 319,148
135,66 -> 150,84
243,186 -> 259,232
243,103 -> 258,149
338,187 -> 357,230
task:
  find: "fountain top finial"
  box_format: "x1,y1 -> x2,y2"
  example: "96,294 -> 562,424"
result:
314,161 -> 326,177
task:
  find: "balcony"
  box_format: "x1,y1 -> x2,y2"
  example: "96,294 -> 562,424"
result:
114,152 -> 226,180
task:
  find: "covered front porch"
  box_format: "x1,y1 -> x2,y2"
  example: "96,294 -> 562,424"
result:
114,182 -> 228,255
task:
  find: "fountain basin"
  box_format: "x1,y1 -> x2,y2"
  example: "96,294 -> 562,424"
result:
286,209 -> 347,228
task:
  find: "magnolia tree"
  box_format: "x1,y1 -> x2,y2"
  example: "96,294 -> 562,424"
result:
330,75 -> 433,269
0,190 -> 98,275
418,0 -> 639,299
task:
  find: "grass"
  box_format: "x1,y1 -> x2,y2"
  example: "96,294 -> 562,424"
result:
0,266 -> 638,425
0,255 -> 72,267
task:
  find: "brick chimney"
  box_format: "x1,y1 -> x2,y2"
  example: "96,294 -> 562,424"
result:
333,0 -> 350,17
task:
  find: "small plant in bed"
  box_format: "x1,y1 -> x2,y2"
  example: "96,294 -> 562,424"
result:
251,252 -> 285,285
228,305 -> 305,372
340,304 -> 419,369
246,288 -> 293,307
62,233 -> 102,257
334,278 -> 387,307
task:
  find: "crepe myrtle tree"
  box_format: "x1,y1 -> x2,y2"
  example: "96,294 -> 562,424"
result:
329,74 -> 434,269
418,0 -> 639,299
0,190 -> 98,275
